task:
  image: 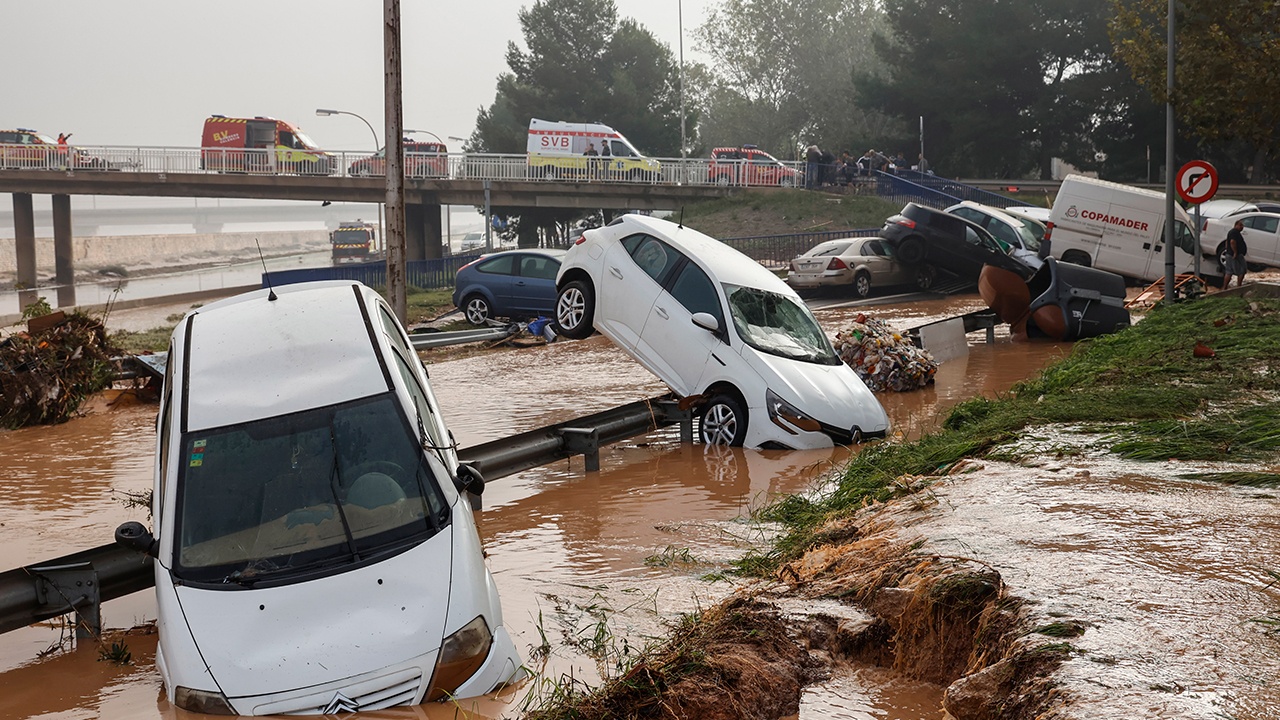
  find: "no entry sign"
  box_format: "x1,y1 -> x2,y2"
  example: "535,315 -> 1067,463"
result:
1176,160 -> 1218,204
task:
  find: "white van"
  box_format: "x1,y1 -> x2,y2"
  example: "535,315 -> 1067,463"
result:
1046,175 -> 1198,282
115,281 -> 522,715
527,118 -> 660,181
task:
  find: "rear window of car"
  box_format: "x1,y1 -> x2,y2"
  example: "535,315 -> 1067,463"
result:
477,255 -> 515,275
808,242 -> 852,257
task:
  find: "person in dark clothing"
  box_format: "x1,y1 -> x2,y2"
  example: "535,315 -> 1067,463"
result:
1222,220 -> 1249,289
805,145 -> 822,189
599,138 -> 612,180
819,149 -> 836,186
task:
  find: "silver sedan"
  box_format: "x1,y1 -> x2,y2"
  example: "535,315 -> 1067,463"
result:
786,237 -> 917,297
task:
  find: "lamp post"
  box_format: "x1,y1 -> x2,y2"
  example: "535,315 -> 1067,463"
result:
316,108 -> 385,257
678,0 -> 687,173
404,128 -> 445,144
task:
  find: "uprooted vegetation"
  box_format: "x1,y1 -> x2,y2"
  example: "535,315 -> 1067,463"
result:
1,311 -> 121,428
523,295 -> 1280,720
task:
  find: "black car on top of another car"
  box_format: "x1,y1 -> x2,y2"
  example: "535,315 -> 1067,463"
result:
878,202 -> 1036,284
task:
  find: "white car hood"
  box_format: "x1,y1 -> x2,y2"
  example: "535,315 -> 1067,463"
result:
741,348 -> 889,435
174,531 -> 453,698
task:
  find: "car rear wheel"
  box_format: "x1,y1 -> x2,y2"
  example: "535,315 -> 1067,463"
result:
463,294 -> 491,326
700,394 -> 748,447
1061,250 -> 1092,267
555,280 -> 595,339
896,237 -> 926,264
853,271 -> 872,298
915,264 -> 937,291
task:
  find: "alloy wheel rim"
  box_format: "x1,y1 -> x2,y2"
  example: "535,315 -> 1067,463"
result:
557,288 -> 584,329
703,404 -> 737,445
467,300 -> 488,324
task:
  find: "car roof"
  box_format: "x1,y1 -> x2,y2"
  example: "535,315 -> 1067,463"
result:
1196,198 -> 1257,219
476,248 -> 565,259
945,200 -> 1025,227
183,281 -> 392,431
603,214 -> 795,292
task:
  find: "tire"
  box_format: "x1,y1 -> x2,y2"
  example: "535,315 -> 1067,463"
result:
555,280 -> 595,339
1215,242 -> 1229,273
699,393 -> 748,447
915,264 -> 937,291
463,294 -> 491,326
853,271 -> 872,298
1061,250 -> 1091,267
896,236 -> 926,264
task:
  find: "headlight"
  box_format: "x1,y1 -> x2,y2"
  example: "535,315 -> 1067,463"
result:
426,615 -> 493,701
174,686 -> 236,715
765,389 -> 821,434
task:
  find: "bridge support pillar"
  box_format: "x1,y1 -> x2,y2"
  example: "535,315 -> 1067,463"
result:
12,192 -> 38,311
52,194 -> 76,308
405,201 -> 443,261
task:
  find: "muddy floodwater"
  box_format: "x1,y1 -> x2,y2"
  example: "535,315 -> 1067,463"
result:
1,293 -> 1274,719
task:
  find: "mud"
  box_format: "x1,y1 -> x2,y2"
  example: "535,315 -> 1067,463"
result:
3,291 -> 1270,719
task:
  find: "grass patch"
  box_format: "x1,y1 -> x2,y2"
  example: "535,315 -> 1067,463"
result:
679,190 -> 900,238
109,327 -> 174,354
1176,471 -> 1280,487
1030,621 -> 1087,638
405,287 -> 458,325
740,296 -> 1280,576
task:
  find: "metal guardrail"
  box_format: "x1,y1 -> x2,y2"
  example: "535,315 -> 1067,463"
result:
0,395 -> 693,638
0,144 -> 805,189
264,254 -> 484,291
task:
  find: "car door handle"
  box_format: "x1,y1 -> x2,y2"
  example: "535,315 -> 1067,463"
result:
514,281 -> 526,286
610,266 -> 623,279
655,306 -> 669,319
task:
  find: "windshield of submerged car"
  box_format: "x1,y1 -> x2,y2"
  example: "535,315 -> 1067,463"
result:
173,393 -> 449,586
725,284 -> 841,365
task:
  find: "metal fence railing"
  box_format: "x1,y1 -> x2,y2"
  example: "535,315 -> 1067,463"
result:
263,253 -> 483,291
872,172 -> 964,210
893,169 -> 1020,208
721,228 -> 881,269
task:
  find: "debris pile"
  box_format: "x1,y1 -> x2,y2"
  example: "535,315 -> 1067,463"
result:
833,314 -> 938,392
0,312 -> 120,428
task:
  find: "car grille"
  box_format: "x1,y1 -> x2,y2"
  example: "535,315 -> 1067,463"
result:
250,668 -> 422,715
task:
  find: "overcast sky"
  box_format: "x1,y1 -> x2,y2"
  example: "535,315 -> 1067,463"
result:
3,0 -> 714,152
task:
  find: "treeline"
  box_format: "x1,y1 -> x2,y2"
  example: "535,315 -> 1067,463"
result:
469,0 -> 1280,185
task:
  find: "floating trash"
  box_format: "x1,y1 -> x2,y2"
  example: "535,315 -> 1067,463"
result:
834,314 -> 938,392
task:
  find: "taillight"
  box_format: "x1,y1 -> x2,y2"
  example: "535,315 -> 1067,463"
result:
574,234 -> 587,245
894,217 -> 917,229
1042,221 -> 1054,242
789,261 -> 798,272
827,258 -> 848,270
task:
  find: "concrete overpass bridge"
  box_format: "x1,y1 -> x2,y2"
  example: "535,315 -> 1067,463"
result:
0,162 -> 737,308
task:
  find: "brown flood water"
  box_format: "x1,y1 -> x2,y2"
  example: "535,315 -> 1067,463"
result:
4,295 -> 1269,719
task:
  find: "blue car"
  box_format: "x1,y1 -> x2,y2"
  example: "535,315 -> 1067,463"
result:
452,249 -> 566,325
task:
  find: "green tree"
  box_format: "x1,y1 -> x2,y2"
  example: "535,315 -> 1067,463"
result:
695,0 -> 891,158
1111,0 -> 1280,183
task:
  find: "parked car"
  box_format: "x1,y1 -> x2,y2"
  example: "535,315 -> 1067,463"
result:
786,236 -> 920,297
1003,205 -> 1052,225
1194,198 -> 1259,221
553,214 -> 889,449
453,249 -> 565,325
0,128 -> 107,170
945,201 -> 1045,270
349,140 -> 449,178
708,146 -> 799,187
1201,212 -> 1280,270
114,280 -> 522,715
879,202 -> 1036,286
459,231 -> 487,252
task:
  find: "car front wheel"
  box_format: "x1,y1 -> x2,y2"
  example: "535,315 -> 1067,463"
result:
463,294 -> 491,325
1061,250 -> 1092,267
555,280 -> 595,339
853,271 -> 872,298
700,393 -> 748,446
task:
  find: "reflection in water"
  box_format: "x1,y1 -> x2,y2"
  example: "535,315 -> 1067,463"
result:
3,292 -> 1243,719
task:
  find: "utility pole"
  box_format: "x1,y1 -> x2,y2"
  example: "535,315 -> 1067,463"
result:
1162,0 -> 1176,303
384,0 -> 407,321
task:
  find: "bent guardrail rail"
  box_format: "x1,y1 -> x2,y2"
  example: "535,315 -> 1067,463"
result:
0,394 -> 693,638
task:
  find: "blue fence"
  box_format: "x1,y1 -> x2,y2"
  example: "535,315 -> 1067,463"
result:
871,171 -> 963,210
263,253 -> 483,291
892,169 -> 1021,209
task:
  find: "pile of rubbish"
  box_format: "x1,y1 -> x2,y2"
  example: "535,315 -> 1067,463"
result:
0,311 -> 119,428
833,314 -> 938,392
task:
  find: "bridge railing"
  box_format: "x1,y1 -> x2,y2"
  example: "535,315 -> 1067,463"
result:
263,253 -> 485,291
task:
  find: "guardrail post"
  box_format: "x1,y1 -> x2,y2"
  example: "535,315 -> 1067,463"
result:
560,427 -> 600,472
31,562 -> 101,640
654,399 -> 695,444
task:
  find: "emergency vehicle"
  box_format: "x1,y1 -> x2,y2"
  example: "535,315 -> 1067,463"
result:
526,119 -> 660,181
331,221 -> 381,264
200,116 -> 335,175
349,140 -> 448,179
0,128 -> 105,170
708,146 -> 799,187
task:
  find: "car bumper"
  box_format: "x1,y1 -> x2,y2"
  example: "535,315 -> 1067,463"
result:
787,270 -> 855,288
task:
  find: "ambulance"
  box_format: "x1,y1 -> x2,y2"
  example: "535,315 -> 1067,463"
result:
1044,175 -> 1198,282
526,118 -> 660,181
201,115 -> 335,175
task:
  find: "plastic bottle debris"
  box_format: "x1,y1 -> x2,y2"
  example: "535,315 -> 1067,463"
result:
833,313 -> 938,392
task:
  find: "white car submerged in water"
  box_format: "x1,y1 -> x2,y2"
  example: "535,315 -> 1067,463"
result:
553,214 -> 889,449
115,281 -> 522,715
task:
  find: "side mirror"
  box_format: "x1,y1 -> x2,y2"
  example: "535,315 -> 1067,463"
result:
454,463 -> 485,496
691,312 -> 720,333
115,521 -> 157,558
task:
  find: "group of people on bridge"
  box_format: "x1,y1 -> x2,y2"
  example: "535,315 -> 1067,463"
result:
804,145 -> 931,189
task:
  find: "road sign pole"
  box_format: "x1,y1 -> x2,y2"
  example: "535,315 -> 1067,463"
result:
1164,0 -> 1175,303
1193,203 -> 1201,278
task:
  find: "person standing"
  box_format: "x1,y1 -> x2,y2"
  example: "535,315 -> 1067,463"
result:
599,138 -> 612,180
1222,219 -> 1249,289
583,141 -> 599,181
805,144 -> 822,189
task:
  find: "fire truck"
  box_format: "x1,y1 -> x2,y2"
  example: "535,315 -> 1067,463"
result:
330,221 -> 381,264
200,115 -> 335,175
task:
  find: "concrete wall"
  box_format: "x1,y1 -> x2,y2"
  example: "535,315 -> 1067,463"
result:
0,230 -> 330,275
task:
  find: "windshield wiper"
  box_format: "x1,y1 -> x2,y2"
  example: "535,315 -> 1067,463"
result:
327,421 -> 361,563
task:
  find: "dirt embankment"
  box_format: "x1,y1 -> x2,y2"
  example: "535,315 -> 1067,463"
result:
679,190 -> 901,239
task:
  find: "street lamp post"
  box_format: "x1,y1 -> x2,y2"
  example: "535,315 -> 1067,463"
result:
678,0 -> 687,175
316,108 -> 385,257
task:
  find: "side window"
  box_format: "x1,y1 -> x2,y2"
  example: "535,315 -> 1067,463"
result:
377,305 -> 414,358
0,131 -> 18,143
952,208 -> 980,224
1174,221 -> 1197,254
519,255 -> 559,280
863,240 -> 886,256
1261,217 -> 1279,234
985,219 -> 1018,247
278,131 -> 294,147
964,226 -> 984,246
387,347 -> 447,449
477,255 -> 515,275
668,262 -> 724,328
623,235 -> 681,284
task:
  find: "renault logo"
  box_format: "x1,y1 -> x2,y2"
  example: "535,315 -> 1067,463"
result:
321,692 -> 360,714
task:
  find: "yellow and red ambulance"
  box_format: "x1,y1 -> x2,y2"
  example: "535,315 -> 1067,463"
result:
200,116 -> 335,175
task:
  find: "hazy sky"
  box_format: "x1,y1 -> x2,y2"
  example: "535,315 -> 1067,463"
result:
4,0 -> 714,152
